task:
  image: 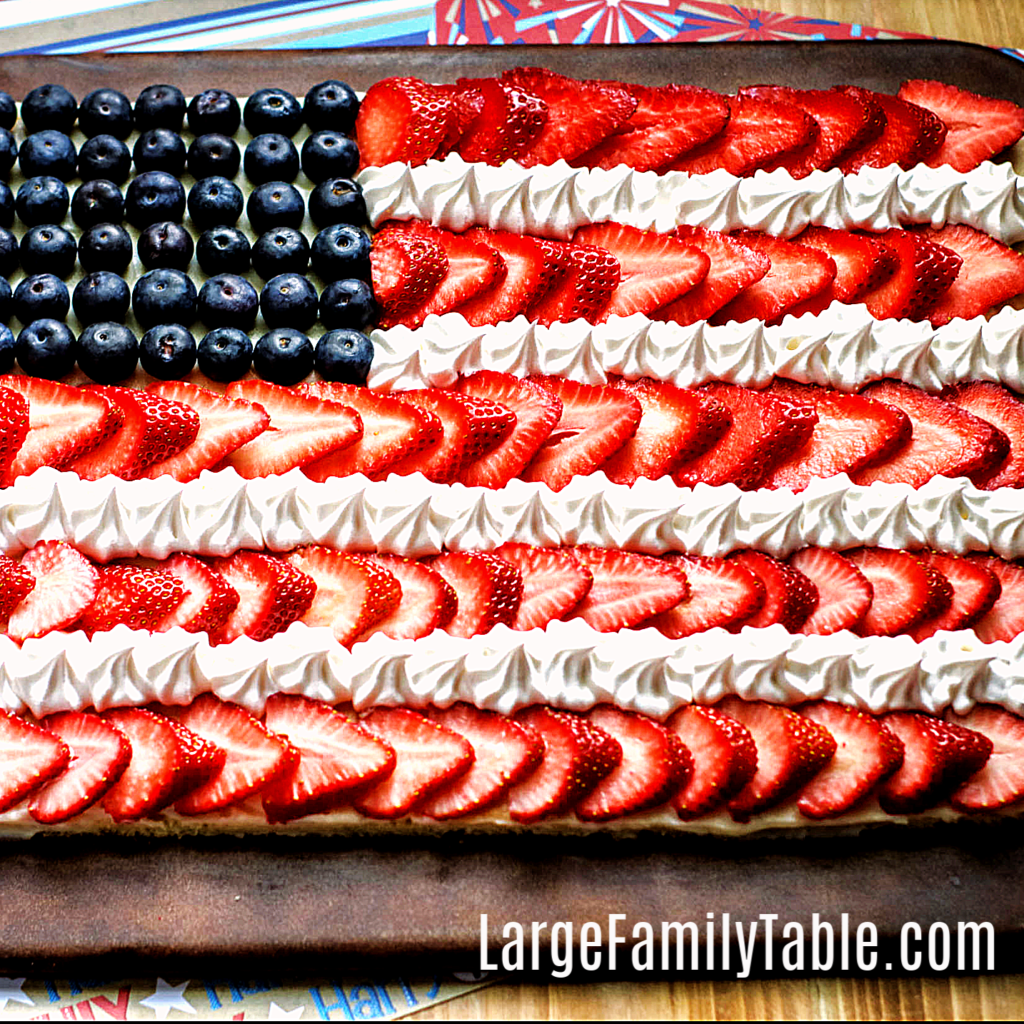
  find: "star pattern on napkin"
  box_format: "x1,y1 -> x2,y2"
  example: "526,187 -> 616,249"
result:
0,978 -> 33,1010
268,1002 -> 305,1020
139,978 -> 197,1019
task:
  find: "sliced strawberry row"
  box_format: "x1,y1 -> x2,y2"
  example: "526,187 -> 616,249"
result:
1,694 -> 1020,828
356,74 -> 1024,176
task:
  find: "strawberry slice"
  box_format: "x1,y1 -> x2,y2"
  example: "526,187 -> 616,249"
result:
878,711 -> 991,814
645,554 -> 765,638
651,227 -> 770,325
718,697 -> 837,822
845,548 -> 946,637
354,707 -> 474,819
853,380 -> 1009,487
454,371 -> 562,488
171,694 -> 297,815
788,547 -> 873,636
154,553 -> 240,636
0,376 -> 116,484
897,79 -> 1024,172
908,552 -> 1001,641
526,242 -> 620,326
572,222 -> 709,321
141,382 -> 270,483
667,94 -> 816,176
101,707 -> 225,821
911,224 -> 1024,327
966,555 -> 1024,643
67,386 -> 200,482
0,709 -> 70,814
666,704 -> 758,820
261,694 -> 396,823
575,705 -> 691,822
29,711 -> 131,824
0,385 -> 29,480
507,706 -> 621,823
417,704 -> 542,819
209,550 -> 316,643
375,221 -> 505,329
0,552 -> 35,621
948,706 -> 1024,811
284,546 -> 401,646
434,83 -> 485,158
354,554 -> 456,641
712,231 -> 836,325
567,546 -> 690,633
493,543 -> 592,631
355,76 -> 453,168
601,377 -> 731,485
78,564 -> 186,635
370,230 -> 448,320
7,540 -> 98,642
763,379 -> 912,490
572,84 -> 729,172
499,68 -> 636,167
945,381 -> 1024,489
299,381 -> 442,482
222,379 -> 362,478
738,85 -> 880,177
455,228 -> 556,326
427,550 -> 523,638
836,87 -> 944,171
729,550 -> 818,632
796,701 -> 904,818
454,78 -> 547,165
520,376 -> 641,491
673,383 -> 817,490
857,228 -> 962,322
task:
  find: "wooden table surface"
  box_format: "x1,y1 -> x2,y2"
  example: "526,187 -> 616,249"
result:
409,1 -> 1024,1017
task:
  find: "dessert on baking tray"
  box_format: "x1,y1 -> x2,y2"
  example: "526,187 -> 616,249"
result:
3,66 -> 1024,838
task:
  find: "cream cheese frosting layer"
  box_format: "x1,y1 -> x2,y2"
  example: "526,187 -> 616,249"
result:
357,155 -> 1024,244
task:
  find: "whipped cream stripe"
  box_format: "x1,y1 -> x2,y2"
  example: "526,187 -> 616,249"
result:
357,155 -> 1024,244
367,305 -> 1024,394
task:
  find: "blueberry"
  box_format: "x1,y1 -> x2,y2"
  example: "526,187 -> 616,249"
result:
187,133 -> 241,180
140,323 -> 197,380
198,273 -> 259,330
244,87 -> 303,138
78,223 -> 132,274
187,89 -> 241,137
244,133 -> 299,185
20,225 -> 77,278
16,318 -> 76,378
77,321 -> 138,383
247,181 -> 304,233
301,130 -> 359,184
0,92 -> 15,132
319,278 -> 377,331
0,228 -> 16,277
315,328 -> 373,385
21,85 -> 77,134
133,128 -> 187,176
71,179 -> 123,228
309,177 -> 366,229
187,176 -> 244,229
77,134 -> 131,183
0,183 -> 12,229
134,84 -> 186,132
137,221 -> 194,271
251,227 -> 309,279
0,325 -> 14,372
16,176 -> 69,227
196,226 -> 251,276
0,278 -> 10,323
13,274 -> 70,323
311,224 -> 371,282
254,327 -> 313,385
132,268 -> 197,329
0,128 -> 16,178
198,326 -> 253,383
303,80 -> 359,133
260,273 -> 318,331
124,170 -> 186,229
72,271 -> 131,325
78,89 -> 133,140
19,130 -> 77,181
